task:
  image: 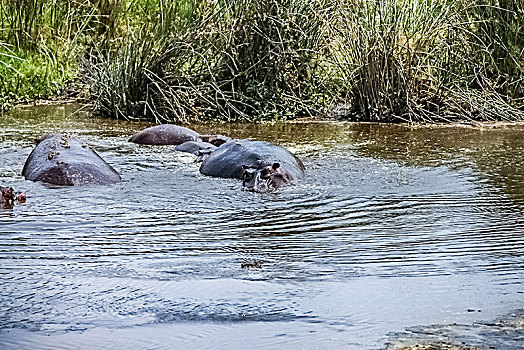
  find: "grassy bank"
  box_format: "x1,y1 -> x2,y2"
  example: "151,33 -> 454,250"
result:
1,0 -> 523,123
0,0 -> 98,108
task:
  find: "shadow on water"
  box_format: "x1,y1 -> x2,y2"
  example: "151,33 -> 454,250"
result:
0,104 -> 523,349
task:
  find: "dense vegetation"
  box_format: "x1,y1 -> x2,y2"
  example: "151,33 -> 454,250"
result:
1,0 -> 523,122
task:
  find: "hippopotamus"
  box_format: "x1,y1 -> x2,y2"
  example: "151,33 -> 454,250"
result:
175,140 -> 216,156
129,124 -> 231,148
199,140 -> 305,192
1,186 -> 26,209
198,134 -> 232,147
129,124 -> 200,145
22,134 -> 121,186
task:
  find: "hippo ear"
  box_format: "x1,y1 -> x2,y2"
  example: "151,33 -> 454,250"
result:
272,163 -> 280,170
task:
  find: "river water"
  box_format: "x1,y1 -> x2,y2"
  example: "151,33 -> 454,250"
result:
0,104 -> 523,349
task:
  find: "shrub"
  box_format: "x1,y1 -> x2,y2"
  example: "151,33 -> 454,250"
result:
84,0 -> 335,122
332,0 -> 524,122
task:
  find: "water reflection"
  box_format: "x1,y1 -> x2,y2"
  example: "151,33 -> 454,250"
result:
350,123 -> 524,203
0,105 -> 523,349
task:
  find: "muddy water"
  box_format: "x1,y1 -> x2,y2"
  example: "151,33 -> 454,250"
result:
0,104 -> 523,349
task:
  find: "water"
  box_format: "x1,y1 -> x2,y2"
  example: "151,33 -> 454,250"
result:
0,104 -> 523,349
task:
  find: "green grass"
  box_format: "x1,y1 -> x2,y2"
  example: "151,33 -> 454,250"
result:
332,0 -> 524,122
1,0 -> 523,122
0,0 -> 96,110
0,43 -> 76,109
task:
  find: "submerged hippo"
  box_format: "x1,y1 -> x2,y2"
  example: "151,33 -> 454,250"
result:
129,124 -> 200,145
1,186 -> 26,209
22,134 -> 121,186
175,140 -> 216,156
199,140 -> 305,192
199,134 -> 232,147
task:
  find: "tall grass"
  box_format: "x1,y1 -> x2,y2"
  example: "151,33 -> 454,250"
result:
0,0 -> 103,109
1,0 -> 103,50
332,0 -> 449,122
450,0 -> 524,121
2,0 -> 523,122
84,0 -> 205,121
84,0 -> 334,122
210,0 -> 334,120
332,0 -> 524,122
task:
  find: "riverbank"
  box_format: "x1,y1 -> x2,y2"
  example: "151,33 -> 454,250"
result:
2,0 -> 523,123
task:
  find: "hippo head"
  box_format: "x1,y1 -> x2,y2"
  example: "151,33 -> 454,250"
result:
1,187 -> 15,204
241,163 -> 291,193
1,187 -> 25,208
16,191 -> 27,203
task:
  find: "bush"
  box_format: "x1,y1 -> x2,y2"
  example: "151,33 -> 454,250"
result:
2,0 -> 523,122
332,0 -> 524,122
84,0 -> 335,122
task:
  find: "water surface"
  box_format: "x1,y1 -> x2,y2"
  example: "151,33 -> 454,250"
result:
1,105 -> 523,349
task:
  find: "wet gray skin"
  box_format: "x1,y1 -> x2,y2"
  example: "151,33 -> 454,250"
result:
22,134 -> 121,186
199,139 -> 305,192
199,134 -> 232,146
175,140 -> 217,156
129,124 -> 200,145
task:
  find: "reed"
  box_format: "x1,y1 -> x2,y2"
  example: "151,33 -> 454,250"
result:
332,0 -> 524,122
84,0 -> 334,122
209,0 -> 334,120
2,0 -> 523,122
83,0 -> 204,121
0,0 -> 100,51
452,0 -> 524,119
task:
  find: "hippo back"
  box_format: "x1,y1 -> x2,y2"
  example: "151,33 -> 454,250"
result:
199,140 -> 304,180
175,141 -> 216,156
22,134 -> 121,186
129,124 -> 199,145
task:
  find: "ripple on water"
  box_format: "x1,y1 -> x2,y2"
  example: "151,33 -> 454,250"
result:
1,106 -> 524,349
